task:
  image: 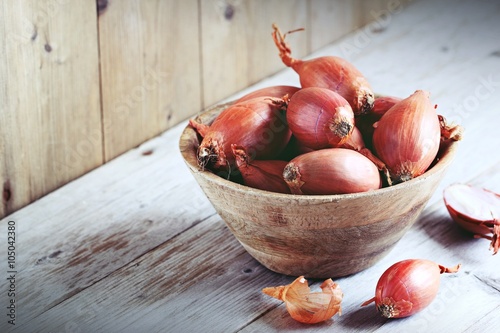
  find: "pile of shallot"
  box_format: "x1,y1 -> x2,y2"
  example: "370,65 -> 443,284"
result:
189,24 -> 463,195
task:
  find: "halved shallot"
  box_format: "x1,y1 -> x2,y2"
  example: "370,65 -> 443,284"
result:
443,183 -> 500,255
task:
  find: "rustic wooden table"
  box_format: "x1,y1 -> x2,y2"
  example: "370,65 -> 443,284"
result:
1,0 -> 499,332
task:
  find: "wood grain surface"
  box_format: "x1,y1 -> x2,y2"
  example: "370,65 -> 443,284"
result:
0,0 -> 102,217
1,0 -> 403,218
1,0 -> 499,332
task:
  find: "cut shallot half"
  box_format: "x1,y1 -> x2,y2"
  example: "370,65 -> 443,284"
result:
443,183 -> 500,255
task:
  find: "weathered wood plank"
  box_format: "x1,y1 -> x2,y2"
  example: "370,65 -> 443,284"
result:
308,0 -> 358,52
14,216 -> 283,333
0,0 -> 102,218
199,0 -> 308,108
0,121 -> 216,330
98,0 -> 202,161
8,159 -> 500,333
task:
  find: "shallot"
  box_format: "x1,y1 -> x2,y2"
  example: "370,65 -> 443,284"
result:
361,259 -> 461,318
286,87 -> 355,150
232,144 -> 290,194
235,85 -> 300,103
189,96 -> 291,172
372,90 -> 441,184
272,24 -> 374,116
443,183 -> 500,255
283,148 -> 381,195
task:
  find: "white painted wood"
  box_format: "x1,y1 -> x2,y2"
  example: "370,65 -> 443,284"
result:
1,0 -> 499,332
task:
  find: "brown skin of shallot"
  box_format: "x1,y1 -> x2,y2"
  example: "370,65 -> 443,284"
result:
286,87 -> 355,150
235,85 -> 300,104
443,183 -> 500,255
263,276 -> 343,324
231,144 -> 290,194
190,96 -> 291,173
372,90 -> 441,184
272,24 -> 374,116
283,148 -> 381,195
361,259 -> 461,318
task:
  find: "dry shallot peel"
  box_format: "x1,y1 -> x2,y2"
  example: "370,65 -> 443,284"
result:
443,183 -> 500,255
361,259 -> 461,318
262,276 -> 343,324
439,115 -> 464,141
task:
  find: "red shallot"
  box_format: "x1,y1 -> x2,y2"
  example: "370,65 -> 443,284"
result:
286,87 -> 355,150
361,259 -> 461,318
189,96 -> 291,172
372,90 -> 441,184
232,144 -> 290,194
283,148 -> 381,195
235,85 -> 300,104
272,24 -> 374,116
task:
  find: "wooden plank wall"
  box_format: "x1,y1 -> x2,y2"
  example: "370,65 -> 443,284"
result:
0,0 -> 416,218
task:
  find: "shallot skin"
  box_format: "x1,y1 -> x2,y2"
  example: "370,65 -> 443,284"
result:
283,148 -> 381,195
362,259 -> 461,318
262,276 -> 343,324
372,90 -> 441,184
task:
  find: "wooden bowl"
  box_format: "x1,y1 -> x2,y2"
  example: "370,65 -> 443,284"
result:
179,103 -> 459,278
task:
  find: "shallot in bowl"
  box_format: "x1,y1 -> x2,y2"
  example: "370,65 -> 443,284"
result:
179,103 -> 459,278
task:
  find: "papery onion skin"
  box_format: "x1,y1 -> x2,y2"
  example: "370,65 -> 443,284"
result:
287,87 -> 355,150
235,85 -> 300,104
443,183 -> 500,255
372,90 -> 441,184
232,144 -> 290,194
361,259 -> 461,318
283,148 -> 381,195
191,97 -> 292,172
272,24 -> 374,116
262,276 -> 343,324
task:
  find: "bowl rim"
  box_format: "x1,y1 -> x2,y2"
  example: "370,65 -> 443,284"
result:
179,102 -> 459,202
